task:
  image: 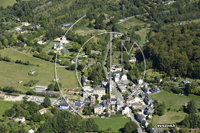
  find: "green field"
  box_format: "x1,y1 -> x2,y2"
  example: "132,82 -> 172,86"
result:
152,112 -> 187,128
135,27 -> 151,44
0,0 -> 16,7
92,116 -> 130,132
0,48 -> 79,92
0,100 -> 21,119
150,91 -> 200,108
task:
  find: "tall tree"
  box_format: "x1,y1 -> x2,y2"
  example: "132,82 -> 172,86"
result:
187,99 -> 197,114
43,95 -> 51,108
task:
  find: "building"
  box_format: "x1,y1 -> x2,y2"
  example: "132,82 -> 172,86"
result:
60,102 -> 69,110
29,129 -> 34,133
129,57 -> 136,63
180,80 -> 191,86
114,33 -> 124,37
137,112 -> 146,123
114,66 -> 123,72
111,99 -> 117,105
63,24 -> 71,27
46,91 -> 56,96
37,40 -> 46,45
15,17 -> 20,22
122,106 -> 130,115
16,27 -> 21,31
171,76 -> 176,81
68,88 -> 80,94
93,87 -> 106,98
137,78 -> 143,85
31,24 -> 40,28
94,105 -> 103,114
142,120 -> 151,128
141,86 -> 148,93
121,73 -> 127,81
54,43 -> 63,52
12,116 -> 25,124
91,50 -> 100,54
21,29 -> 28,33
88,62 -> 100,65
81,75 -> 88,86
150,87 -> 160,93
18,42 -> 27,47
82,86 -> 93,91
22,22 -> 30,27
114,74 -> 120,83
144,96 -> 154,106
38,108 -> 47,115
29,69 -> 36,74
71,58 -> 79,64
118,84 -> 126,92
60,35 -> 69,44
155,77 -> 162,83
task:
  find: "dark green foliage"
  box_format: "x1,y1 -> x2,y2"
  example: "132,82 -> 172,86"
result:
47,84 -> 54,91
102,94 -> 110,100
180,114 -> 200,128
123,120 -> 138,133
187,99 -> 197,114
86,118 -> 99,132
23,80 -> 39,87
43,95 -> 51,108
83,106 -> 94,115
143,23 -> 200,78
154,100 -> 166,116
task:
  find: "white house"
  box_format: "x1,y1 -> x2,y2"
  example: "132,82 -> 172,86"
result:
129,57 -> 136,62
12,116 -> 26,124
122,106 -> 130,115
29,129 -> 34,133
137,78 -> 143,85
121,73 -> 127,81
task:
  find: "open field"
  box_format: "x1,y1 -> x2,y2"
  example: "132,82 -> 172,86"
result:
0,100 -> 22,119
120,18 -> 146,29
152,112 -> 187,128
92,116 -> 130,132
0,48 -> 79,92
135,27 -> 151,44
0,0 -> 16,7
150,91 -> 200,108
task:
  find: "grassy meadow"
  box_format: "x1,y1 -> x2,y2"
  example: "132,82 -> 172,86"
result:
0,0 -> 16,7
0,48 -> 79,92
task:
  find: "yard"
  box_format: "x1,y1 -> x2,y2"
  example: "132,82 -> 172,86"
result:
150,91 -> 200,108
0,0 -> 16,7
92,116 -> 130,132
0,48 -> 79,92
152,112 -> 187,128
0,100 -> 21,119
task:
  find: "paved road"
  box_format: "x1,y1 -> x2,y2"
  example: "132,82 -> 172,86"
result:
63,47 -> 68,56
129,109 -> 143,133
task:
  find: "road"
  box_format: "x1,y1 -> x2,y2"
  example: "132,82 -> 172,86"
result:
117,13 -> 149,24
129,109 -> 143,133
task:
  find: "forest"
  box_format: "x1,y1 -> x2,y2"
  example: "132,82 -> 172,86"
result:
143,22 -> 200,78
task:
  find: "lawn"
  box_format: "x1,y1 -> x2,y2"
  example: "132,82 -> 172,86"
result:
150,91 -> 200,108
119,18 -> 146,29
135,27 -> 151,44
0,48 -> 79,92
152,112 -> 187,128
0,0 -> 16,7
0,100 -> 21,119
92,116 -> 130,132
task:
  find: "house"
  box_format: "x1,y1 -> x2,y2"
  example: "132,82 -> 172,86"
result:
81,75 -> 88,86
111,98 -> 117,105
129,57 -> 136,63
74,100 -> 82,107
129,82 -> 134,86
118,84 -> 126,92
150,87 -> 160,93
29,69 -> 36,74
71,58 -> 79,64
22,22 -> 30,27
37,40 -> 46,45
114,33 -> 124,37
88,62 -> 100,65
137,78 -> 143,85
60,102 -> 69,110
115,66 -> 123,72
144,96 -> 154,106
177,22 -> 182,25
63,24 -> 71,27
21,29 -> 28,33
132,102 -> 144,110
137,112 -> 146,123
190,128 -> 200,133
126,96 -> 135,105
171,76 -> 176,81
16,28 -> 21,31
38,108 -> 47,115
103,102 -> 108,110
12,116 -> 25,124
114,74 -> 120,83
141,86 -> 148,93
84,98 -> 90,103
117,104 -> 122,111
60,35 -> 69,44
46,91 -> 56,96
54,43 -> 63,52
68,88 -> 80,94
155,77 -> 162,83
29,129 -> 34,133
122,106 -> 130,115
0,94 -> 8,99
125,40 -> 131,43
91,50 -> 100,54
93,87 -> 106,98
31,24 -> 40,28
121,73 -> 127,81
94,105 -> 103,114
180,79 -> 191,86
18,42 -> 27,47
142,120 -> 151,128
82,86 -> 93,91
15,17 -> 20,22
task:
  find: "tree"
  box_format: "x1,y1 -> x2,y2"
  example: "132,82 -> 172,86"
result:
187,99 -> 197,114
54,82 -> 62,91
86,118 -> 99,132
84,69 -> 88,77
43,95 -> 51,108
72,42 -> 81,52
47,84 -> 54,91
123,121 -> 138,133
3,39 -> 8,47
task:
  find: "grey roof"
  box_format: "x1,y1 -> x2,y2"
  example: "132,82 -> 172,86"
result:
115,66 -> 123,68
75,101 -> 82,107
18,42 -> 26,45
94,87 -> 105,90
21,29 -> 27,32
103,103 -> 108,108
95,105 -> 103,108
29,69 -> 35,72
60,101 -> 68,107
111,98 -> 117,101
46,91 -> 55,95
